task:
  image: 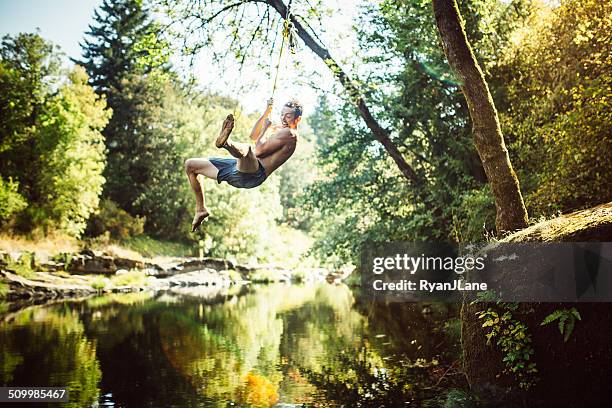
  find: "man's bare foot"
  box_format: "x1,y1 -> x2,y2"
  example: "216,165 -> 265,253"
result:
215,114 -> 235,148
191,210 -> 210,232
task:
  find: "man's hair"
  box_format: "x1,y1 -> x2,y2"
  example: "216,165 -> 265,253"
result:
284,99 -> 303,118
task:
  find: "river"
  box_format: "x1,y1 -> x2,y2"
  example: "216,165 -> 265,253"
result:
0,283 -> 463,407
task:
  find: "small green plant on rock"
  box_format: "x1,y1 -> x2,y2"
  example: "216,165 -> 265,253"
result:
53,252 -> 73,271
6,253 -> 36,279
0,281 -> 9,298
476,305 -> 538,390
91,276 -> 108,292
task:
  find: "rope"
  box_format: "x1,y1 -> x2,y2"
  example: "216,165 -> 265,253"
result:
270,0 -> 296,99
230,0 -> 297,113
270,24 -> 287,98
232,61 -> 246,117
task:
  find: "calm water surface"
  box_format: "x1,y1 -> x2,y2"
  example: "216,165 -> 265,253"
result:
0,283 -> 460,407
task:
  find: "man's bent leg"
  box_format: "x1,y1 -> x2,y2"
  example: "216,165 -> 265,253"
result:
185,158 -> 219,180
236,145 -> 259,173
185,158 -> 219,231
222,139 -> 259,173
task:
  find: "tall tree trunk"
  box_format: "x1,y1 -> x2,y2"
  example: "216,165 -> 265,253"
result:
431,0 -> 528,234
267,0 -> 425,187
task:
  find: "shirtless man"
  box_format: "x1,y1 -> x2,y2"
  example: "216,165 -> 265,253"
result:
185,98 -> 302,231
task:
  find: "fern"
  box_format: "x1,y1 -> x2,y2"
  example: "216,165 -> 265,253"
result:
541,310 -> 564,325
541,307 -> 581,342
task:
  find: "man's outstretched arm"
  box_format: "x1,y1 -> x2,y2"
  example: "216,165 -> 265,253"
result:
249,99 -> 273,141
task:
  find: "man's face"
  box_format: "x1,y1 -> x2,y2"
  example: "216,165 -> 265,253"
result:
280,106 -> 298,128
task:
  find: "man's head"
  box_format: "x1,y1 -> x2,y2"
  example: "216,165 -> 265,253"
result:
280,98 -> 302,129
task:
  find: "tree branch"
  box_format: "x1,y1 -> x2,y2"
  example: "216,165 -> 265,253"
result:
265,0 -> 424,186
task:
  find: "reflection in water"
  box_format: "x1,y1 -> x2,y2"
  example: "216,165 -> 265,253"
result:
0,283 -> 460,407
0,306 -> 101,407
159,284 -> 366,406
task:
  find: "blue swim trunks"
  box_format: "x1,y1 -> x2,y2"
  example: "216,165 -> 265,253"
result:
209,158 -> 267,189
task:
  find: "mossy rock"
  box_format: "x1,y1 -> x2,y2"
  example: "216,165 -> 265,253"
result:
462,201 -> 612,405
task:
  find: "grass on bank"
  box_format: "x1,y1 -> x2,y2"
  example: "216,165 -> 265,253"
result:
109,270 -> 149,287
120,235 -> 194,258
1,231 -> 195,262
87,233 -> 194,260
88,270 -> 150,292
0,233 -> 79,256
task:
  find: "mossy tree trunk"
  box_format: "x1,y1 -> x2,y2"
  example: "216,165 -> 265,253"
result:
432,0 -> 528,234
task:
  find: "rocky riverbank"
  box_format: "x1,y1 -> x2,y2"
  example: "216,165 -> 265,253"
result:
0,248 -> 330,302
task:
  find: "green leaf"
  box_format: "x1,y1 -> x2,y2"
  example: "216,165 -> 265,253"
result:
564,318 -> 575,342
541,310 -> 564,326
558,318 -> 566,335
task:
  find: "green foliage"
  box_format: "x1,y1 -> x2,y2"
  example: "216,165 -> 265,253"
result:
442,317 -> 462,347
0,32 -> 61,156
258,224 -> 314,268
86,199 -> 145,241
224,269 -> 243,282
32,66 -> 110,235
476,305 -> 538,389
540,307 -> 581,343
249,269 -> 282,284
305,0 -> 530,265
93,74 -> 184,236
53,252 -> 73,272
0,177 -> 27,224
276,121 -> 318,230
122,79 -> 205,239
132,22 -> 173,82
0,34 -> 110,236
74,0 -> 171,93
499,0 -> 612,216
451,185 -> 496,243
202,173 -> 283,262
76,0 -> 188,240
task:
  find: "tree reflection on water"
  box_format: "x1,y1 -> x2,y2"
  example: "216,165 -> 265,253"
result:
0,283 -> 464,407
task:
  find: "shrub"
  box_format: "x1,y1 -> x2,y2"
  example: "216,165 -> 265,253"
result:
0,177 -> 27,224
86,199 -> 145,241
